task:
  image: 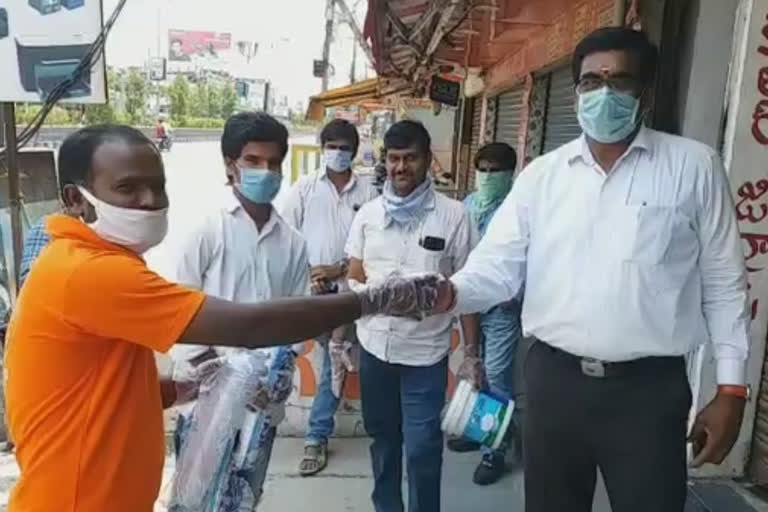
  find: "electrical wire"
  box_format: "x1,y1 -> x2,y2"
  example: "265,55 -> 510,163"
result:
0,0 -> 129,157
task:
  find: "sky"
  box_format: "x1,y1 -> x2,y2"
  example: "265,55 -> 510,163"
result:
102,0 -> 373,108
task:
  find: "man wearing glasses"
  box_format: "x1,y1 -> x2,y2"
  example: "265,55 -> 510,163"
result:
434,27 -> 749,511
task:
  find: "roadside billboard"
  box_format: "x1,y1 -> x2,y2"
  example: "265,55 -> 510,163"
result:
168,29 -> 232,62
0,0 -> 107,103
149,57 -> 166,81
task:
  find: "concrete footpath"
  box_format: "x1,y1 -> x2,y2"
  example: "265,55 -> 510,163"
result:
1,438 -> 766,511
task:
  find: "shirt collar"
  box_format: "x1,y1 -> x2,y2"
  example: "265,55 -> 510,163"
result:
319,170 -> 358,194
46,214 -> 142,259
567,125 -> 653,167
381,185 -> 437,228
223,190 -> 282,239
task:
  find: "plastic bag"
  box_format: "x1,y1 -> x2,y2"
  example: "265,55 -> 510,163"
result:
169,351 -> 268,512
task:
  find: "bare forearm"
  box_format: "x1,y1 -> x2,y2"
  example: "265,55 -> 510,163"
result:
460,314 -> 481,356
179,294 -> 362,349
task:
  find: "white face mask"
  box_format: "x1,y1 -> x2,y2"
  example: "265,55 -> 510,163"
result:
324,149 -> 353,173
78,187 -> 168,254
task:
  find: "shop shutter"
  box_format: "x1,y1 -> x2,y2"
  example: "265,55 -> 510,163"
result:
752,353 -> 768,483
494,86 -> 524,157
542,66 -> 581,153
467,97 -> 483,191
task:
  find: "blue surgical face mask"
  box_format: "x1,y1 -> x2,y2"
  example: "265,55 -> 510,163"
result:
325,149 -> 353,173
577,86 -> 642,144
237,167 -> 282,204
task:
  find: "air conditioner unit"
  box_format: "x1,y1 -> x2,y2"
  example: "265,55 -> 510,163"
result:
16,38 -> 92,99
28,0 -> 62,15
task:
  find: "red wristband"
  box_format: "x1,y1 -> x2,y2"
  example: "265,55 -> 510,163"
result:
718,385 -> 749,399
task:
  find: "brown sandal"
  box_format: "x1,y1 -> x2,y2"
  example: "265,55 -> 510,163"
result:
299,444 -> 328,476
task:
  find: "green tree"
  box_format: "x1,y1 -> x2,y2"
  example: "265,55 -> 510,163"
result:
190,82 -> 210,118
84,104 -> 116,124
124,70 -> 148,124
220,83 -> 238,119
167,75 -> 190,124
207,84 -> 223,118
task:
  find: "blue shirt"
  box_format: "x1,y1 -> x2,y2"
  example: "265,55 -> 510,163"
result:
20,217 -> 52,289
464,193 -> 522,346
464,193 -> 505,237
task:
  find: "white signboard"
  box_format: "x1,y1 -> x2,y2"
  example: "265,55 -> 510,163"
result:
712,0 -> 768,477
0,0 -> 107,103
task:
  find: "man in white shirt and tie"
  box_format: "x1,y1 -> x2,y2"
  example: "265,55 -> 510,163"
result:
282,119 -> 378,476
433,27 -> 750,512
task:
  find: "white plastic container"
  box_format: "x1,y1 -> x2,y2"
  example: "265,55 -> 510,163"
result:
441,380 -> 514,450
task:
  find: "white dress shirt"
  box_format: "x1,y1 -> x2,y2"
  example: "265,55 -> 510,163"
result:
347,191 -> 477,366
167,192 -> 311,363
452,127 -> 750,385
281,171 -> 379,277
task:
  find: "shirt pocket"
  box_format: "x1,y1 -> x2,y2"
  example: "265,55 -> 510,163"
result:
616,205 -> 676,265
615,205 -> 696,297
414,246 -> 452,275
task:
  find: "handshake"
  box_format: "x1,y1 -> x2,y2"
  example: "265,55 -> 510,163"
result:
355,273 -> 456,319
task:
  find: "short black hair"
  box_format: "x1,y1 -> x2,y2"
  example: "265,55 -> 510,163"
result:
58,124 -> 156,194
384,120 -> 431,155
221,111 -> 289,161
572,27 -> 658,86
474,142 -> 517,169
320,119 -> 360,155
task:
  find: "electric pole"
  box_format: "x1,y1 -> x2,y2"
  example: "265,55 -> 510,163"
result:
321,0 -> 335,92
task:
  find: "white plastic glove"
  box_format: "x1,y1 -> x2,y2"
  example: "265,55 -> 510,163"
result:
329,338 -> 357,399
456,354 -> 487,391
172,357 -> 225,406
246,351 -> 296,411
356,272 -> 444,318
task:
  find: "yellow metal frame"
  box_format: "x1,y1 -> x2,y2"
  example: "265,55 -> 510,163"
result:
290,144 -> 323,183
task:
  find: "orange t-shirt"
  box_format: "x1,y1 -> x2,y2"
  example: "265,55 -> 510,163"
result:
5,215 -> 206,512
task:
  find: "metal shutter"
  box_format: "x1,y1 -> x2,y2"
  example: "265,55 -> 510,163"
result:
468,97 -> 483,191
752,354 -> 768,482
494,86 -> 524,155
542,66 -> 581,153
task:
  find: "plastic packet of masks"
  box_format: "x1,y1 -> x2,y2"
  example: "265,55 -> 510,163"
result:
168,351 -> 268,512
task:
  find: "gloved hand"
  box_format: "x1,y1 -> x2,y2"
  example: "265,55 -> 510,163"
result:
172,357 -> 225,406
247,379 -> 271,411
329,338 -> 357,399
246,352 -> 296,411
356,272 -> 444,318
456,354 -> 487,391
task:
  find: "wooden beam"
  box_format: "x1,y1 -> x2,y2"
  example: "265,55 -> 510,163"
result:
385,7 -> 411,41
409,1 -> 441,42
424,0 -> 463,57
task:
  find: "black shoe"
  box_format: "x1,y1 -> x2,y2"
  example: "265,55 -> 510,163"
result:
447,437 -> 481,453
473,453 -> 505,486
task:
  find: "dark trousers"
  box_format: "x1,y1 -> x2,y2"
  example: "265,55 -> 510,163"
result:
523,341 -> 691,512
359,347 -> 448,512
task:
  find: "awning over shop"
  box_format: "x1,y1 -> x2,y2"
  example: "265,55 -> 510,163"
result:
363,0 -> 620,94
306,77 -> 410,121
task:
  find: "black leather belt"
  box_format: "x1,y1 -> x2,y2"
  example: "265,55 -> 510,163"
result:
539,341 -> 685,379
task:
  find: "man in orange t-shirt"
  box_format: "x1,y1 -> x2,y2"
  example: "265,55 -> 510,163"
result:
5,124 -> 445,512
